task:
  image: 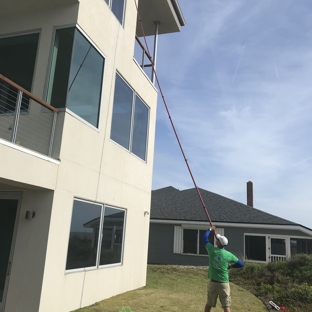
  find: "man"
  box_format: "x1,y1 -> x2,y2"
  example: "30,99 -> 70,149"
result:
203,226 -> 244,312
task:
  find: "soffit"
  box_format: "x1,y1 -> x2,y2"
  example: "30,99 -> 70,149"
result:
136,0 -> 185,36
0,0 -> 78,17
0,180 -> 48,191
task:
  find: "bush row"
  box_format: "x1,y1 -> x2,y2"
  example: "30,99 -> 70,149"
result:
230,254 -> 312,311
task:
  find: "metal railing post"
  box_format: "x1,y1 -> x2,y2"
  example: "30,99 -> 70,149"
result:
11,90 -> 23,143
152,21 -> 160,83
141,44 -> 145,69
48,111 -> 57,157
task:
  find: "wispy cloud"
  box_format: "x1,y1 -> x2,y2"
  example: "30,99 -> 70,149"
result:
232,43 -> 246,83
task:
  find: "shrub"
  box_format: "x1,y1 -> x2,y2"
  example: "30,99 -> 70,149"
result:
230,255 -> 312,311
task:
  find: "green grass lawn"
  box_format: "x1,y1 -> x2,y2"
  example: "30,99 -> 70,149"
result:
72,265 -> 267,312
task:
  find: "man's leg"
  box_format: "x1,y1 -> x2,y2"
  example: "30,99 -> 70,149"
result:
206,281 -> 217,312
219,283 -> 231,312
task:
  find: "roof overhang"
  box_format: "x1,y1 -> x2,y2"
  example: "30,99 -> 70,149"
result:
136,0 -> 185,36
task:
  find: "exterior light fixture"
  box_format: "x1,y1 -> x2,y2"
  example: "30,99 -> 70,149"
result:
25,211 -> 36,220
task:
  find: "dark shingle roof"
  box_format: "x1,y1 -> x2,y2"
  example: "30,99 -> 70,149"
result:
151,186 -> 297,226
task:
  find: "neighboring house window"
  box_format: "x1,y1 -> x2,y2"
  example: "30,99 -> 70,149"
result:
47,27 -> 104,128
245,235 -> 266,261
183,229 -> 214,255
271,238 -> 286,256
291,238 -> 312,256
173,226 -> 217,255
0,33 -> 39,113
110,74 -> 149,161
66,199 -> 126,271
105,0 -> 126,25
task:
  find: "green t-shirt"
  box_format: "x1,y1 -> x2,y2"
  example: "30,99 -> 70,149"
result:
205,242 -> 238,283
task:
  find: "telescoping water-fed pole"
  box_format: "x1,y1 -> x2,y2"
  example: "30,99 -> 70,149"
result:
133,0 -> 215,232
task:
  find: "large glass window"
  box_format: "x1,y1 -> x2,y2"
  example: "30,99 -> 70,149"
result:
132,97 -> 149,160
105,0 -> 126,25
47,28 -> 104,127
100,207 -> 125,265
66,200 -> 102,270
183,229 -> 214,255
110,75 -> 133,149
0,33 -> 39,113
110,74 -> 149,161
66,199 -> 126,271
245,235 -> 266,261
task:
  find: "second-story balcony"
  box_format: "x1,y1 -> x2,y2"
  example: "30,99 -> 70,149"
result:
134,0 -> 185,83
0,74 -> 58,157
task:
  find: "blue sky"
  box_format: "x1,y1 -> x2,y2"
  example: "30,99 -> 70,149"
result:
151,0 -> 312,228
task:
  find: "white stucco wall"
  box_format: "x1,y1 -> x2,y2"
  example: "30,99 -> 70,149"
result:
0,0 -> 157,311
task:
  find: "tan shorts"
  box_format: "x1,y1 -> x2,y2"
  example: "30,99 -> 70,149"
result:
207,280 -> 231,308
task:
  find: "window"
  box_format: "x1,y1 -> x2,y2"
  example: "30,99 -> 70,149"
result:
245,235 -> 266,261
0,33 -> 39,113
291,238 -> 312,257
183,229 -> 214,255
100,207 -> 125,265
271,238 -> 286,256
105,0 -> 126,24
47,28 -> 104,127
110,74 -> 149,161
66,199 -> 126,271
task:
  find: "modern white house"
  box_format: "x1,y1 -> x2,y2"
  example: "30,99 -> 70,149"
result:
0,1 -> 185,311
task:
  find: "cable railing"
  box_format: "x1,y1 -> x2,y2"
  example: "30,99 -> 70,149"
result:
0,74 -> 59,157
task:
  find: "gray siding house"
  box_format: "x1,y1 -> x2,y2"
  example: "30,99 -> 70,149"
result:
148,186 -> 312,266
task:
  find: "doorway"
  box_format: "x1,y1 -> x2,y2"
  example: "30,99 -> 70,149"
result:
0,194 -> 20,312
269,237 -> 287,262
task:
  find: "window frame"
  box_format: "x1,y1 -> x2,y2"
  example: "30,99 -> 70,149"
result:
183,229 -> 213,255
244,234 -> 267,263
46,25 -> 105,129
105,0 -> 126,25
244,233 -> 294,263
0,31 -> 40,114
290,237 -> 312,256
99,206 -> 126,267
65,198 -> 127,273
173,226 -> 221,256
110,73 -> 150,161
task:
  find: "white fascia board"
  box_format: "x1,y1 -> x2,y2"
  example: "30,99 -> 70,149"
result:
0,139 -> 60,164
170,0 -> 186,26
150,219 -> 312,236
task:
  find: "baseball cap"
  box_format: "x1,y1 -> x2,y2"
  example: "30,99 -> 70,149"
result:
216,234 -> 228,247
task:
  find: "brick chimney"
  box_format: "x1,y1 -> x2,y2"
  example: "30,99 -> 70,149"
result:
247,181 -> 253,207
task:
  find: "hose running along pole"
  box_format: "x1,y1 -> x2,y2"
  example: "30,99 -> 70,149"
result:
134,0 -> 214,229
